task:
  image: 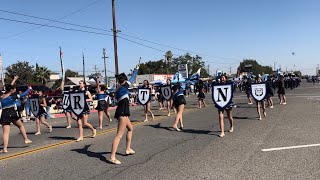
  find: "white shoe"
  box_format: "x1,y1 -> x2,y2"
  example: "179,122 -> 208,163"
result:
282,102 -> 286,105
270,106 -> 274,109
35,132 -> 41,136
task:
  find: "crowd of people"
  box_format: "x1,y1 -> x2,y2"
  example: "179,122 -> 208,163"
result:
0,69 -> 302,165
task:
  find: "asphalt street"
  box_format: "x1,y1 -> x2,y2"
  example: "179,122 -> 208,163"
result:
1,82 -> 320,180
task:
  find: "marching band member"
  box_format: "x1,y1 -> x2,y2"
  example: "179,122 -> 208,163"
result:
172,84 -> 186,131
277,75 -> 287,105
166,79 -> 175,116
75,80 -> 96,142
34,90 -> 52,135
109,65 -> 139,165
96,77 -> 112,130
197,80 -> 206,109
255,77 -> 267,120
0,76 -> 32,153
266,77 -> 274,108
141,80 -> 154,122
215,75 -> 234,138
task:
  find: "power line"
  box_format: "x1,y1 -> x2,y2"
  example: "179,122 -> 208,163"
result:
0,0 -> 105,39
118,32 -> 240,62
0,17 -> 114,37
0,8 -> 241,62
0,16 -> 240,65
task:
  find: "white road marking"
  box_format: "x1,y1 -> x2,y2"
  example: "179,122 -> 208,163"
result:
262,143 -> 320,152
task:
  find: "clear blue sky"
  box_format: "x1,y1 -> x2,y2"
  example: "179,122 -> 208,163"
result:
0,0 -> 319,76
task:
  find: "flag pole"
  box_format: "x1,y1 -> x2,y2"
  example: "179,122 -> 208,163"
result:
59,47 -> 65,91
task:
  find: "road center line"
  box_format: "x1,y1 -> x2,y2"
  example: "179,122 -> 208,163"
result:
0,107 -> 198,162
262,143 -> 320,152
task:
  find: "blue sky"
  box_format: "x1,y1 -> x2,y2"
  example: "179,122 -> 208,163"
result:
0,0 -> 319,76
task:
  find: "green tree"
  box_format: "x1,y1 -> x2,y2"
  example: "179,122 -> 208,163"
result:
34,63 -> 51,85
172,53 -> 209,77
65,69 -> 79,77
239,59 -> 273,76
293,71 -> 302,77
5,61 -> 36,85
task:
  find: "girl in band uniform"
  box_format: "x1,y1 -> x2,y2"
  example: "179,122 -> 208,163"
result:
215,75 -> 234,138
75,80 -> 96,142
142,80 -> 154,122
96,78 -> 112,129
109,65 -> 139,165
0,76 -> 32,153
255,77 -> 267,120
172,85 -> 186,131
34,90 -> 52,135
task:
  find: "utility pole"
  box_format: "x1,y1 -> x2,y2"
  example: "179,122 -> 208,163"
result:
82,53 -> 85,82
208,64 -> 210,77
230,66 -> 231,75
274,61 -> 276,71
93,65 -> 98,74
102,48 -> 108,86
112,0 -> 119,85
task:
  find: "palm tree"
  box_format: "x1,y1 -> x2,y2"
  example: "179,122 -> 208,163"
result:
34,63 -> 51,85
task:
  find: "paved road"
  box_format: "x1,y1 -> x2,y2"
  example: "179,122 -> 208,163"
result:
1,82 -> 320,180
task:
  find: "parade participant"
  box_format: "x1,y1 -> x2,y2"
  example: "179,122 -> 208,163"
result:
45,94 -> 54,119
244,78 -> 253,104
63,87 -> 76,129
141,80 -> 154,122
215,75 -> 234,138
157,87 -> 165,110
34,90 -> 52,135
96,77 -> 112,130
277,75 -> 287,105
197,81 -> 206,108
109,65 -> 139,165
24,93 -> 31,122
0,76 -> 32,153
266,77 -> 274,108
172,84 -> 186,131
166,79 -> 175,116
75,80 -> 96,142
255,77 -> 267,120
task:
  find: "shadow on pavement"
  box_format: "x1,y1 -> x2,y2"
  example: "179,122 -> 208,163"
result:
146,123 -> 211,135
49,136 -> 76,140
71,145 -> 126,162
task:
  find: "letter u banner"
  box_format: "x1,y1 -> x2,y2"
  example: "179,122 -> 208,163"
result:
212,83 -> 233,109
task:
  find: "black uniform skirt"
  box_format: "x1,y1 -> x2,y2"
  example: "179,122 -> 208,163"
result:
198,92 -> 205,100
95,100 -> 109,111
0,107 -> 20,124
37,107 -> 48,118
173,95 -> 186,109
277,87 -> 285,95
114,98 -> 130,119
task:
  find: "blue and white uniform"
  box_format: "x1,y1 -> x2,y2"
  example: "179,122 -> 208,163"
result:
173,89 -> 186,109
114,69 -> 138,118
0,89 -> 30,124
95,92 -> 111,111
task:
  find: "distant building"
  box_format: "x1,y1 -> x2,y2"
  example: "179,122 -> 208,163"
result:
49,72 -> 60,81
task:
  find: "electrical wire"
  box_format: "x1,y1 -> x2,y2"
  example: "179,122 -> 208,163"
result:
0,8 -> 241,62
0,0 -> 105,39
